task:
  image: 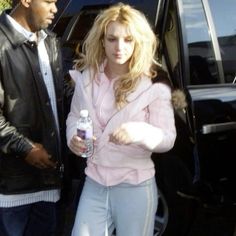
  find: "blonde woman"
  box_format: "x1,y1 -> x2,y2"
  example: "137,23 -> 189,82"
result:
66,3 -> 176,236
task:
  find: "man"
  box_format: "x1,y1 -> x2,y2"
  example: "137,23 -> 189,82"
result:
0,0 -> 72,235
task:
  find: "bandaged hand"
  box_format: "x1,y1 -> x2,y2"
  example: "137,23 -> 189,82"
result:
109,122 -> 163,149
109,122 -> 139,145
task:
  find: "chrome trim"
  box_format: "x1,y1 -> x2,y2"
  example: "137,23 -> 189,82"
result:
202,121 -> 236,134
155,0 -> 162,27
178,0 -> 190,86
233,76 -> 236,84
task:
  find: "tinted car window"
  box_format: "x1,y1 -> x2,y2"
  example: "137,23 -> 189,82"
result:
62,0 -> 158,24
52,0 -> 159,73
209,0 -> 236,83
182,0 -> 219,85
53,16 -> 72,38
163,2 -> 182,87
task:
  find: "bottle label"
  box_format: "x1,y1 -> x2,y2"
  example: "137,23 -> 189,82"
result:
77,128 -> 93,139
77,129 -> 86,139
77,128 -> 94,158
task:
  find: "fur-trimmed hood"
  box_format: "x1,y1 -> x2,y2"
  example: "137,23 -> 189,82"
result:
152,67 -> 187,111
172,89 -> 187,110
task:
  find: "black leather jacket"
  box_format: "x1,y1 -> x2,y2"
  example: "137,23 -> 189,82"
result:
0,12 -> 72,194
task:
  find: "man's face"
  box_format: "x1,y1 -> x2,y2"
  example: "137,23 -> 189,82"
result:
27,0 -> 57,31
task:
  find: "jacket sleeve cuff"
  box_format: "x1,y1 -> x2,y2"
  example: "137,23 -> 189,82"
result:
17,138 -> 35,158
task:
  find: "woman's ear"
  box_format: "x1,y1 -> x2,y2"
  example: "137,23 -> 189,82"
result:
21,0 -> 31,8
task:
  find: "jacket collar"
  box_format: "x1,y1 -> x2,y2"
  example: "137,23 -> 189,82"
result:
81,63 -> 153,103
0,11 -> 26,47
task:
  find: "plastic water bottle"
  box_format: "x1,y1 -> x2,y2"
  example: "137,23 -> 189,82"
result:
77,109 -> 94,158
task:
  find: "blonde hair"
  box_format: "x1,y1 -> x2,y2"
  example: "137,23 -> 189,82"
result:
75,3 -> 160,108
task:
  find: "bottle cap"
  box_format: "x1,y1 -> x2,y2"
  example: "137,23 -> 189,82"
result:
80,109 -> 89,117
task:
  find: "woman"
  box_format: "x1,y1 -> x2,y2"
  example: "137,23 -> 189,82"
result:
66,3 -> 176,236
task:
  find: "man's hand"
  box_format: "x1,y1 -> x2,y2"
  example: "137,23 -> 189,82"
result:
25,143 -> 57,169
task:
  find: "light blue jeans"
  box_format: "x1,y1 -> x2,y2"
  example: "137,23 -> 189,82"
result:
71,176 -> 158,236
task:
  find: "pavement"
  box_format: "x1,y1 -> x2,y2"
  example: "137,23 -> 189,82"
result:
188,204 -> 236,236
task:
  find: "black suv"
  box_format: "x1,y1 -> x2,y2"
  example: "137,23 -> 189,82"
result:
52,0 -> 236,235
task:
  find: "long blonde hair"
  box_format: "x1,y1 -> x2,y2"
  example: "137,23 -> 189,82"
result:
75,3 -> 160,108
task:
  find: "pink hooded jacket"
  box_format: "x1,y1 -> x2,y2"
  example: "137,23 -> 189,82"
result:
66,68 -> 176,171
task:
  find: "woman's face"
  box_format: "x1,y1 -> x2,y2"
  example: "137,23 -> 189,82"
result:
103,21 -> 135,66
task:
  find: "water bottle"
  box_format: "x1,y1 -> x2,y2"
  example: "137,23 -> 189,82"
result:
77,109 -> 94,158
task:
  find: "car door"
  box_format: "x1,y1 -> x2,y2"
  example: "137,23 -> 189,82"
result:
181,0 -> 236,204
157,0 -> 236,206
155,0 -> 236,234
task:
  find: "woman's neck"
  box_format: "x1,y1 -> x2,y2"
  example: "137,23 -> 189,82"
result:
104,62 -> 129,80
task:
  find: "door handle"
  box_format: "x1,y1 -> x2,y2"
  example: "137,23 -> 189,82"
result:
202,121 -> 236,134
